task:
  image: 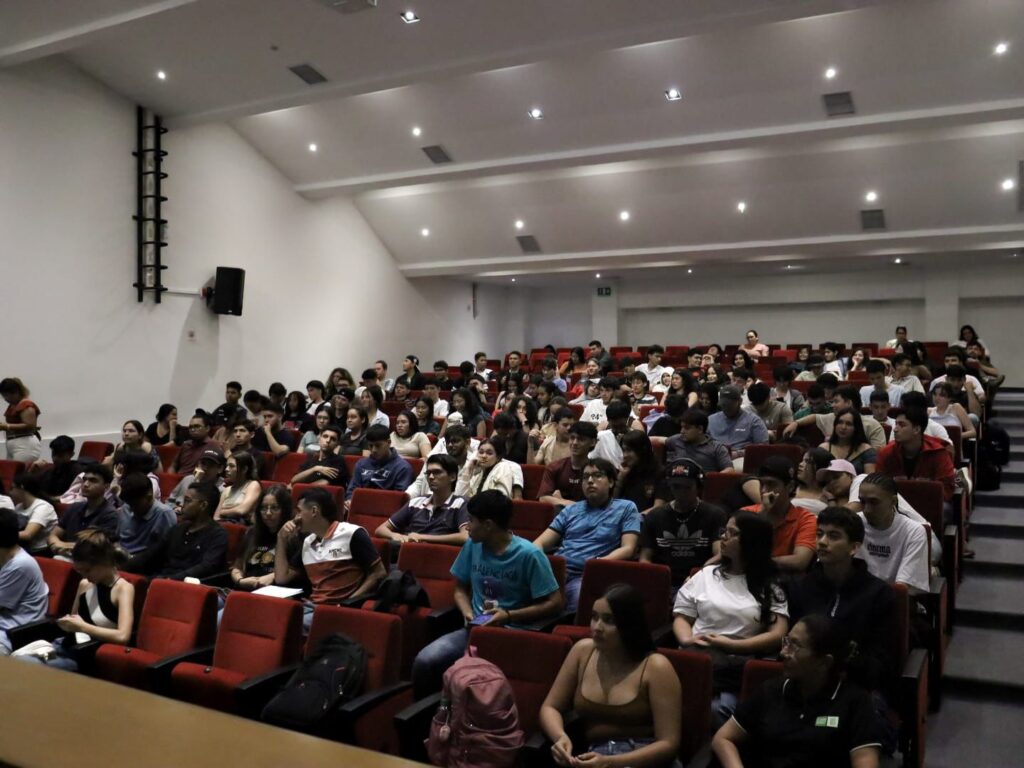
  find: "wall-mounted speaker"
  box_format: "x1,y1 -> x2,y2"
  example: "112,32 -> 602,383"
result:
206,267 -> 245,316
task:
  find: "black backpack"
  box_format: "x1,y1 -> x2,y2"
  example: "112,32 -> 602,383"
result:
261,632 -> 367,732
983,421 -> 1011,466
372,568 -> 431,614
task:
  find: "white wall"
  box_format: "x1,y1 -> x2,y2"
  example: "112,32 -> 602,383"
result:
1,58 -> 512,453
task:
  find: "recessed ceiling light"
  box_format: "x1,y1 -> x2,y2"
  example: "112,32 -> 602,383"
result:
786,264 -> 794,270
400,10 -> 420,24
156,70 -> 167,81
664,88 -> 682,102
619,210 -> 631,221
308,143 -> 318,153
1001,178 -> 1016,191
894,257 -> 903,264
824,67 -> 837,80
687,268 -> 693,274
737,201 -> 747,213
511,278 -> 516,283
411,126 -> 422,137
595,273 -> 601,279
528,107 -> 544,120
514,219 -> 525,230
420,228 -> 430,237
994,41 -> 1009,56
865,190 -> 878,203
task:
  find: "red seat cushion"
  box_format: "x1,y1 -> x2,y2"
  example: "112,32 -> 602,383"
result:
93,645 -> 165,690
171,662 -> 248,712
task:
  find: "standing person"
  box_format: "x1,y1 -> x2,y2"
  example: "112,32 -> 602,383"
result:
145,404 -> 182,447
0,378 -> 41,462
0,507 -> 48,656
410,490 -> 563,697
533,458 -> 642,611
10,472 -> 58,556
540,584 -> 682,768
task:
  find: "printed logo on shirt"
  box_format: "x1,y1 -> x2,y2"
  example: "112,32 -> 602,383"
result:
866,543 -> 892,560
814,716 -> 840,728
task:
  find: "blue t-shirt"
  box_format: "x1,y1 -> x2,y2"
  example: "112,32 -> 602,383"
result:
450,535 -> 559,629
549,498 -> 642,576
0,548 -> 48,632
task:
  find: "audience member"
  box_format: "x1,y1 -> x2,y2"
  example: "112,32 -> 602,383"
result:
345,424 -> 414,504
103,420 -> 156,468
405,425 -> 478,499
47,464 -> 118,558
456,439 -> 524,499
698,382 -> 720,414
889,353 -> 925,394
532,409 -> 574,466
422,380 -> 450,418
614,431 -> 666,514
394,354 -> 427,391
0,378 -> 42,462
10,472 -> 57,556
448,387 -> 488,439
282,391 -> 310,432
339,406 -> 370,456
772,366 -> 805,413
929,382 -> 976,440
230,486 -> 298,591
885,325 -> 929,371
167,448 -> 224,511
172,412 -> 216,473
795,354 -> 825,382
792,447 -> 831,514
784,386 -> 886,449
792,383 -> 829,418
855,473 -> 930,593
214,451 -> 262,524
375,454 -> 469,546
746,382 -> 794,436
588,340 -> 613,371
708,386 -> 770,463
876,408 -> 955,505
0,507 -> 48,656
473,352 -> 494,382
859,360 -> 904,409
647,394 -> 685,438
325,368 -> 356,399
582,378 -> 618,424
291,423 -> 349,487
741,330 -> 770,361
252,402 -> 298,457
821,343 -> 847,378
538,422 -> 598,508
411,491 -> 563,696
431,360 -> 455,391
821,407 -> 877,474
492,412 -> 529,465
534,458 -> 642,611
933,362 -> 983,421
413,397 -> 441,437
360,385 -> 391,429
145,403 -> 182,447
243,389 -> 265,422
116,471 -> 177,557
29,434 -> 80,497
635,344 -> 673,389
666,408 -> 733,472
211,380 -> 246,429
391,410 -> 431,459
741,457 -> 816,573
869,390 -> 895,430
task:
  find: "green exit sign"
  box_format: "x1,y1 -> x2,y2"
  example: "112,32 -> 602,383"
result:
596,286 -> 613,297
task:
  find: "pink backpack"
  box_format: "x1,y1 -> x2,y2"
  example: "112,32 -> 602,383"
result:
426,650 -> 524,768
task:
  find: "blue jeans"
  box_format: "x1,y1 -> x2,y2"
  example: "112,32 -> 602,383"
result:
411,628 -> 469,698
711,691 -> 739,732
588,738 -> 682,768
15,637 -> 80,671
564,575 -> 582,613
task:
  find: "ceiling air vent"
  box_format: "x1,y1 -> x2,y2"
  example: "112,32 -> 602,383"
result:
289,64 -> 328,86
516,235 -> 542,254
860,209 -> 886,231
421,145 -> 453,164
822,91 -> 856,117
313,0 -> 378,13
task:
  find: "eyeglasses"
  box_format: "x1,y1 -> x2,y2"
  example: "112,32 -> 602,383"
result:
424,469 -> 447,477
581,472 -> 607,482
781,635 -> 806,652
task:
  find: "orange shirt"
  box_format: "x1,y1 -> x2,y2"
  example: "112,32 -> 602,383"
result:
741,502 -> 817,557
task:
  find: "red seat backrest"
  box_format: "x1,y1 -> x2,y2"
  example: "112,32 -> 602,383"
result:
520,464 -> 545,501
291,483 -> 346,509
155,444 -> 179,472
510,500 -> 556,541
155,472 -> 184,502
742,443 -> 803,475
575,560 -> 672,630
272,452 -> 308,483
895,480 -> 944,538
397,542 -> 460,608
220,522 -> 248,567
119,572 -> 149,626
469,627 -> 572,734
257,451 -> 276,481
944,424 -> 963,465
703,471 -> 745,505
650,436 -> 666,465
740,658 -> 784,702
348,488 -> 408,531
0,459 -> 25,488
344,454 -> 362,477
662,648 -> 714,763
78,441 -> 114,462
215,592 -> 304,676
307,605 -> 402,690
406,457 -> 424,477
35,557 -> 81,617
136,579 -> 218,657
548,555 -> 567,592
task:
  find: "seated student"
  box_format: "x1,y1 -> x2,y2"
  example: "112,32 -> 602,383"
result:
360,385 -> 391,430
431,360 -> 455,391
252,402 -> 298,457
103,420 -> 156,469
772,366 -> 805,414
224,419 -> 266,477
646,393 -> 685,438
963,341 -> 1003,390
28,434 -> 80,497
167,448 -> 225,511
10,472 -> 58,556
0,508 -> 48,656
456,439 -> 524,499
789,346 -> 811,374
673,511 -> 788,727
930,350 -> 986,407
411,490 -> 563,696
745,382 -> 794,437
493,371 -> 524,414
859,360 -> 904,410
230,485 -> 299,592
537,357 -> 567,394
298,406 -> 331,455
792,447 -> 832,514
395,354 -> 427,391
268,381 -> 289,410
876,408 -> 955,507
116,472 -> 177,558
889,353 -> 925,395
634,343 -> 671,387
784,386 -> 886,450
579,378 -> 618,425
640,460 -> 727,588
532,408 -> 574,466
854,474 -> 930,594
795,354 -> 826,382
274,487 -> 386,630
305,380 -> 327,416
708,386 -> 771,464
338,406 -> 370,457
666,408 -> 733,473
291,423 -> 349,488
125,481 -> 228,580
20,532 -> 136,671
48,464 -> 119,558
741,330 -> 771,361
405,424 -> 478,499
591,399 -> 640,467
444,387 -> 488,440
732,350 -> 755,375
792,383 -> 830,419
211,380 -> 246,431
146,403 -> 183,448
540,584 -> 682,768
712,614 -> 884,768
389,380 -> 416,412
740,457 -> 816,574
344,424 -> 414,509
491,412 -> 529,465
533,458 -> 642,611
375,454 -> 469,546
242,390 -> 265,423
868,390 -> 895,430
929,382 -> 976,440
821,342 -> 848,379
730,368 -> 758,400
413,397 -> 441,437
421,381 -> 450,421
390,410 -> 431,460
820,408 -> 877,475
628,372 -> 658,414
283,391 -> 310,432
614,431 -> 667,514
214,451 -> 262,524
538,421 -> 598,509
172,412 -> 217,474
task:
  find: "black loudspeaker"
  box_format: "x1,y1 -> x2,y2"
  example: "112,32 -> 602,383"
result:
208,267 -> 245,316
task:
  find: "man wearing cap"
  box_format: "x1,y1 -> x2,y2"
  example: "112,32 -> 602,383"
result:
741,456 -> 816,573
707,385 -> 770,466
167,447 -> 226,511
640,460 -> 727,588
537,422 -> 598,509
253,402 -> 298,457
172,411 -> 217,474
819,458 -> 857,505
395,355 -> 427,391
665,408 -> 733,473
533,457 -> 642,611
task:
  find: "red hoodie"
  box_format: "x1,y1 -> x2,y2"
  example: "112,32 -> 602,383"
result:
876,434 -> 955,501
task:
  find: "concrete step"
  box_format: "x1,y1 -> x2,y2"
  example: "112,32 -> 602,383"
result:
944,627 -> 1024,701
955,574 -> 1024,630
971,505 -> 1024,538
972,484 -> 1024,508
1002,460 -> 1024,482
963,534 -> 1024,576
926,693 -> 1024,766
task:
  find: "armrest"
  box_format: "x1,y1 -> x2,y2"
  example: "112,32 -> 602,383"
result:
66,638 -> 103,673
534,609 -> 576,634
338,681 -> 414,720
146,644 -> 216,693
236,662 -> 301,719
6,619 -> 63,649
651,622 -> 675,648
900,648 -> 929,768
426,606 -> 464,639
199,572 -> 232,589
394,692 -> 442,762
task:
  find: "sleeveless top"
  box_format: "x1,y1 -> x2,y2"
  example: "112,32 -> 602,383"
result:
573,646 -> 655,742
77,579 -> 119,629
929,408 -> 960,428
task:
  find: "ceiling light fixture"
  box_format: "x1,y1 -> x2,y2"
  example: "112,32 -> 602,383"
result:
411,126 -> 422,137
401,10 -> 420,24
619,210 -> 631,221
786,264 -> 793,270
664,87 -> 682,101
894,257 -> 903,264
308,143 -> 318,153
511,278 -> 516,282
595,273 -> 601,278
737,201 -> 747,213
514,219 -> 525,230
1001,178 -> 1016,191
156,70 -> 167,81
420,228 -> 430,237
865,190 -> 878,203
687,268 -> 693,274
994,41 -> 1009,56
528,107 -> 544,120
824,67 -> 837,80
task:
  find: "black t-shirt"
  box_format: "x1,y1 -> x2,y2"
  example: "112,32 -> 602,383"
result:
283,412 -> 312,432
253,428 -> 298,454
497,430 -> 530,464
36,460 -> 81,497
396,371 -> 427,391
298,452 -> 350,487
641,501 -> 726,586
338,433 -> 368,456
616,471 -> 668,514
145,422 -> 184,447
733,678 -> 883,768
212,402 -> 246,427
648,416 -> 683,438
240,531 -> 303,578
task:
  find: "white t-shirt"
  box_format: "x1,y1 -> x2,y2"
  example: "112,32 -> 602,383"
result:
891,375 -> 925,395
859,384 -> 904,409
16,498 -> 58,554
591,430 -> 624,467
848,474 -> 940,564
0,494 -> 14,511
636,363 -> 673,388
431,398 -> 450,418
673,565 -> 788,638
929,374 -> 984,400
856,511 -> 930,593
581,399 -> 608,424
